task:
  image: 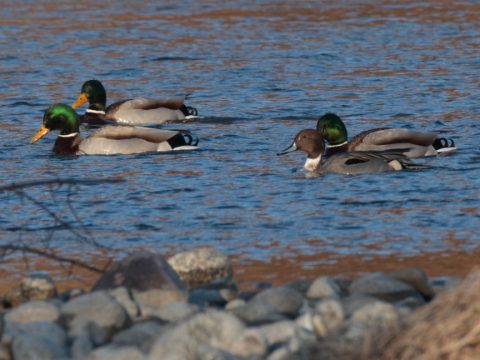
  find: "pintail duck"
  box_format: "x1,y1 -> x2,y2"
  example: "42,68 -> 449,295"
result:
31,104 -> 198,155
278,129 -> 421,174
72,80 -> 198,126
316,113 -> 456,158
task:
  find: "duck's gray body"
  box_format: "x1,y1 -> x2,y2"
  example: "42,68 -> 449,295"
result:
106,97 -> 189,125
78,126 -> 196,155
317,149 -> 412,174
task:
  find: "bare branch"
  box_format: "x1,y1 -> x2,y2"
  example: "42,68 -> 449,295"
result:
0,178 -> 124,193
0,245 -> 105,273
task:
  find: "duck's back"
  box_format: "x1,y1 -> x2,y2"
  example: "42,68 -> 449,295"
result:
349,128 -> 438,157
107,97 -> 187,125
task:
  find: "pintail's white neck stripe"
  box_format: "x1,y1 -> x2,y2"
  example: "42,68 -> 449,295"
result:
326,140 -> 348,148
304,154 -> 322,172
86,109 -> 106,115
58,132 -> 79,138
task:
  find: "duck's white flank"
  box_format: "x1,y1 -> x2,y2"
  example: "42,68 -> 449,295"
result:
436,146 -> 457,155
388,160 -> 403,171
304,155 -> 322,172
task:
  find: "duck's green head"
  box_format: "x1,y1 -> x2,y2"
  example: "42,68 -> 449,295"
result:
72,79 -> 106,111
316,113 -> 348,145
31,104 -> 80,143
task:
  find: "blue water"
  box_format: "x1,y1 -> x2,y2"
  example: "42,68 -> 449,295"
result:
1,1 -> 479,274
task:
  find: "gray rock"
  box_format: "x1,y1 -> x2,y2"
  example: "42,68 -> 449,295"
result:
168,247 -> 232,288
256,320 -> 297,346
134,289 -> 187,318
108,287 -> 141,319
70,335 -> 94,360
5,300 -> 59,323
225,299 -> 246,311
348,272 -> 423,303
341,294 -> 380,317
10,322 -> 67,360
148,309 -> 245,360
312,299 -> 344,337
2,285 -> 26,307
146,302 -> 198,323
20,272 -> 57,301
295,310 -> 315,332
0,343 -> 11,360
87,345 -> 146,360
306,276 -> 342,300
188,288 -> 236,307
3,273 -> 57,307
387,267 -> 435,300
395,295 -> 426,310
12,334 -> 67,360
93,250 -> 185,291
229,328 -> 267,358
61,291 -> 129,338
266,331 -> 317,360
112,320 -> 168,353
251,287 -> 304,318
196,346 -> 241,360
329,301 -> 403,358
69,320 -> 108,346
285,279 -> 314,295
348,301 -> 401,339
230,301 -> 286,326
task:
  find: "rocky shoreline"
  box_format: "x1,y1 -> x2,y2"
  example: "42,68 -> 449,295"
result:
0,247 -> 477,360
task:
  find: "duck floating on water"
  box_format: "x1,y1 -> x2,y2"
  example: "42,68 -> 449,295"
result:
278,129 -> 421,174
31,104 -> 198,155
72,80 -> 198,126
316,113 -> 456,158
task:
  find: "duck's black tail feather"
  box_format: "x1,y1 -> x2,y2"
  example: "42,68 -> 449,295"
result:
432,138 -> 455,151
180,105 -> 198,117
167,130 -> 199,149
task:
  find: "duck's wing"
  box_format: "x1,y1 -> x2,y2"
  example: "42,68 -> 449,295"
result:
90,125 -> 180,142
106,97 -> 187,125
351,128 -> 437,149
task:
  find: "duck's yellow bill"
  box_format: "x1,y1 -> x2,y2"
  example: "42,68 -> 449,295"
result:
31,125 -> 50,143
72,93 -> 88,108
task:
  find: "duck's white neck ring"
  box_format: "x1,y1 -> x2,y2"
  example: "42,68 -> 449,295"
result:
304,155 -> 322,172
326,140 -> 348,148
86,109 -> 106,115
58,132 -> 79,138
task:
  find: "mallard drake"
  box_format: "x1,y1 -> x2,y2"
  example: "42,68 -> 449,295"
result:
31,104 -> 199,155
316,113 -> 456,158
278,129 -> 420,174
71,80 -> 198,126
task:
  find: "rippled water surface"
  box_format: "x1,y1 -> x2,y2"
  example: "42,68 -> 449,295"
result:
1,1 -> 480,283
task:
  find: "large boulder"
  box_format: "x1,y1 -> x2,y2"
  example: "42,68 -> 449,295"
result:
92,251 -> 185,291
168,247 -> 232,288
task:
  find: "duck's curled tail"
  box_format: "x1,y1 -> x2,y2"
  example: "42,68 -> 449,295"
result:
433,137 -> 456,155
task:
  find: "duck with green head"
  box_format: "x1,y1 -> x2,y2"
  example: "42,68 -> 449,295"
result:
31,104 -> 199,155
72,80 -> 198,126
277,129 -> 421,174
316,113 -> 456,158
